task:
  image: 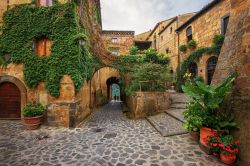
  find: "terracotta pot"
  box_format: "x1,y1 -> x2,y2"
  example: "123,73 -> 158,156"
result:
22,115 -> 43,130
190,131 -> 199,142
199,127 -> 223,147
220,153 -> 237,165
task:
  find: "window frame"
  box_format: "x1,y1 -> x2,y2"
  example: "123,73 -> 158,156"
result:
111,37 -> 118,43
34,37 -> 52,57
221,14 -> 230,36
186,26 -> 193,43
38,0 -> 53,7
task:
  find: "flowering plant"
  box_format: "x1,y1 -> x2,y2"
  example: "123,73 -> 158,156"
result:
206,133 -> 240,157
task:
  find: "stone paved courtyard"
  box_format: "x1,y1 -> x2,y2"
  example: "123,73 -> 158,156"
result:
0,103 -> 226,166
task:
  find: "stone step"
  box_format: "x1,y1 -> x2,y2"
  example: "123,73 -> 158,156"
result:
147,113 -> 188,137
170,103 -> 187,109
170,93 -> 190,103
165,108 -> 186,123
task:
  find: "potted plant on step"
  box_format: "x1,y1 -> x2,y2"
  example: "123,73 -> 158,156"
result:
22,102 -> 45,130
182,72 -> 237,148
207,134 -> 240,165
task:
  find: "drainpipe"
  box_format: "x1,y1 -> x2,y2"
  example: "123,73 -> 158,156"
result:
176,17 -> 180,68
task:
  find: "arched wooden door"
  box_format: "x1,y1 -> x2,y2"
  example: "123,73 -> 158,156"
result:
0,82 -> 21,119
207,57 -> 218,85
189,62 -> 198,78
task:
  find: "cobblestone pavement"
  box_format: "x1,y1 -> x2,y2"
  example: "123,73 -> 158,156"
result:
0,103 -> 226,166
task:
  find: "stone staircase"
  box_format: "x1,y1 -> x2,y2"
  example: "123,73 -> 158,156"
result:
147,92 -> 190,137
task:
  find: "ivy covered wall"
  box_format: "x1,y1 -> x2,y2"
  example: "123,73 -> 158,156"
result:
0,2 -> 94,97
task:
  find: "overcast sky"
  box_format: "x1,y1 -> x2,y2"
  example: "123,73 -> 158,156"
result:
101,0 -> 213,34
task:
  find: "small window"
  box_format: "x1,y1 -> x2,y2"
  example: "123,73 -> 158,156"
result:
109,47 -> 119,56
34,37 -> 52,57
221,15 -> 230,35
186,26 -> 193,42
170,27 -> 173,34
161,36 -> 163,41
38,0 -> 53,7
111,38 -> 118,43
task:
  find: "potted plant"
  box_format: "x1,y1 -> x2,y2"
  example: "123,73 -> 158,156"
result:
207,134 -> 240,165
182,72 -> 237,147
188,40 -> 197,49
179,44 -> 187,53
22,102 -> 45,130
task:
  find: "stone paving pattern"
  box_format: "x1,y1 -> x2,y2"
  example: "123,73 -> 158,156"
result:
0,103 -> 226,166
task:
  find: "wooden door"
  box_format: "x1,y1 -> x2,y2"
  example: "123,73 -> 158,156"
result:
0,82 -> 21,119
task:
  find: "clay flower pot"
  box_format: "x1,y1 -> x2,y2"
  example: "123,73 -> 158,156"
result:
22,115 -> 43,130
199,127 -> 223,147
220,153 -> 237,165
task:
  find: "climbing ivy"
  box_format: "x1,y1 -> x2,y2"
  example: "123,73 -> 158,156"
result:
0,2 -> 94,97
176,35 -> 225,91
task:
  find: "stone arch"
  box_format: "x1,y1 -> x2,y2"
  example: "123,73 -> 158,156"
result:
206,56 -> 218,85
0,75 -> 27,117
90,67 -> 120,106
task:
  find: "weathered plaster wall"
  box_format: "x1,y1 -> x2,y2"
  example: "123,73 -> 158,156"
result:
212,0 -> 250,164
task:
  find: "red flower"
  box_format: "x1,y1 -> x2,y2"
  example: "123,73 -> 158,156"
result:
213,152 -> 218,156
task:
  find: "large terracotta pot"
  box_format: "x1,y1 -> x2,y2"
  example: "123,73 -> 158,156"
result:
22,115 -> 43,130
220,153 -> 237,165
200,127 -> 223,147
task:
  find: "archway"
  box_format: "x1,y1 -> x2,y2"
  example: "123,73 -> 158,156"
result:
207,56 -> 218,85
0,75 -> 27,119
106,77 -> 121,101
188,62 -> 198,78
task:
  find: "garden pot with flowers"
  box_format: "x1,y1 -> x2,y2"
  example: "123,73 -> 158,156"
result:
182,72 -> 238,148
22,102 -> 45,130
207,134 -> 240,165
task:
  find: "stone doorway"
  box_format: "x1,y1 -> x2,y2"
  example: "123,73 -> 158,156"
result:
207,56 -> 218,85
0,76 -> 27,119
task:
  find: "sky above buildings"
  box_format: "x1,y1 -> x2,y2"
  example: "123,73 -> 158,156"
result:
101,0 -> 213,35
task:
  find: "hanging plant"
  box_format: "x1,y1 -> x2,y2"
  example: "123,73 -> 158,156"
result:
180,44 -> 187,53
188,40 -> 197,49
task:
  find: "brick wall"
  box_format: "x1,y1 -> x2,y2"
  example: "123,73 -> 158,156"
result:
212,0 -> 250,164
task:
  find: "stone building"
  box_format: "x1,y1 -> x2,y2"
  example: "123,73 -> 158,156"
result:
157,13 -> 195,70
0,0 -> 116,127
212,0 -> 250,164
175,0 -> 231,84
101,30 -> 135,56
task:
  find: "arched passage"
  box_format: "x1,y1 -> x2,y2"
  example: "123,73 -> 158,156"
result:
90,67 -> 120,106
207,56 -> 218,85
0,75 -> 27,119
106,77 -> 121,101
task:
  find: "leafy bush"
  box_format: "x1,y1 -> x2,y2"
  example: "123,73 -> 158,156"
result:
125,63 -> 171,96
179,45 -> 187,53
22,103 -> 45,117
188,40 -> 197,49
129,45 -> 139,55
182,72 -> 237,131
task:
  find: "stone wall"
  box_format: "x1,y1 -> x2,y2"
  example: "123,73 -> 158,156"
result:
126,92 -> 171,119
212,0 -> 250,164
101,31 -> 135,56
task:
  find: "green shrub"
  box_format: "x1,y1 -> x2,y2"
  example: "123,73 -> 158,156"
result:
188,40 -> 197,49
182,72 -> 238,131
179,45 -> 187,53
129,45 -> 139,55
22,103 -> 45,117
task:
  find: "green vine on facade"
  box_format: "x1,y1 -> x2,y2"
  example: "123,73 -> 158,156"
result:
176,35 -> 225,91
0,2 -> 94,97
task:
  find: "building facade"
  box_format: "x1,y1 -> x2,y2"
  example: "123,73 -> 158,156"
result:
176,0 -> 231,84
101,30 -> 135,56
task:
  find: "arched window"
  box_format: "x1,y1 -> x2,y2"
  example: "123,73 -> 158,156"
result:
207,56 -> 218,85
189,62 -> 198,78
34,37 -> 52,57
186,26 -> 193,42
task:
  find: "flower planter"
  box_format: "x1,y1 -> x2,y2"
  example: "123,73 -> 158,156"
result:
220,153 -> 237,165
199,127 -> 223,147
22,115 -> 43,130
